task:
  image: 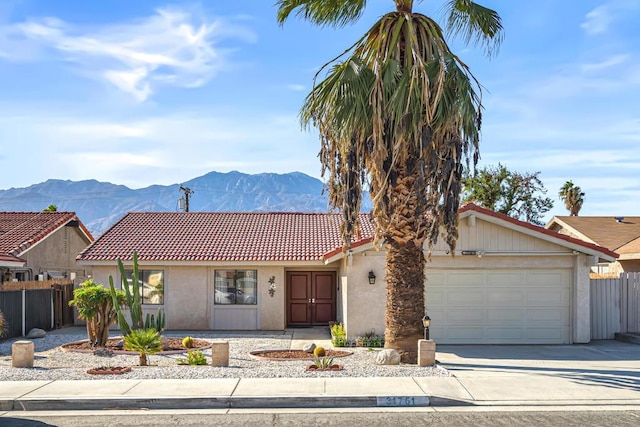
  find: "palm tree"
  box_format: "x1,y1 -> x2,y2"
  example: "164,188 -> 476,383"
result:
559,181 -> 585,216
124,328 -> 162,366
277,0 -> 503,362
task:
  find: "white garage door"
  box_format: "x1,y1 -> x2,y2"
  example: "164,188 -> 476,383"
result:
426,269 -> 571,344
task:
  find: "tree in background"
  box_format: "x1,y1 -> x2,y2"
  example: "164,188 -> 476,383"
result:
277,0 -> 503,362
43,205 -> 57,212
69,279 -> 125,347
462,164 -> 553,225
559,180 -> 585,216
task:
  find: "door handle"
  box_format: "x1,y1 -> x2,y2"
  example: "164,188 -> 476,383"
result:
311,298 -> 316,303
308,298 -> 312,303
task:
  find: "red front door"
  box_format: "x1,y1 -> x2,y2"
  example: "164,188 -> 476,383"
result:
286,271 -> 336,326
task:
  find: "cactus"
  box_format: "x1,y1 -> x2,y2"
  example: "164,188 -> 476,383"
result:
182,336 -> 194,348
145,309 -> 165,333
108,251 -> 145,335
313,346 -> 326,358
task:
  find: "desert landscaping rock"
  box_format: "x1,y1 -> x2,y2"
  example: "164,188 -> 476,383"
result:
0,329 -> 450,380
375,349 -> 401,365
26,328 -> 46,339
302,343 -> 316,353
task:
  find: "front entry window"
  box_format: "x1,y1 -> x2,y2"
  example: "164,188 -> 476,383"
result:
214,270 -> 257,305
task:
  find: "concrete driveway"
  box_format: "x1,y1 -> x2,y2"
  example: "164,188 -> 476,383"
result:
431,341 -> 640,404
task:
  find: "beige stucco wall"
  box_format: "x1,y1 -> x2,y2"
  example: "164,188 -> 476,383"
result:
22,224 -> 91,280
86,264 -> 289,331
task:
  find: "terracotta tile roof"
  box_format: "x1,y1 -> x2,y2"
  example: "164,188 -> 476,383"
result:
0,212 -> 94,257
460,204 -> 618,259
547,216 -> 640,253
78,212 -> 375,262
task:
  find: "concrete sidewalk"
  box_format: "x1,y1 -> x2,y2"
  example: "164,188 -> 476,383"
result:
2,336 -> 640,412
1,373 -> 639,412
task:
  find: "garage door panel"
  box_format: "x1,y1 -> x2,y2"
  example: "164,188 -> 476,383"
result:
446,289 -> 484,305
526,308 -> 567,322
446,309 -> 485,322
426,289 -> 445,305
426,269 -> 571,344
487,289 -> 525,304
487,309 -> 524,322
525,270 -> 569,285
525,289 -> 569,305
447,272 -> 482,286
485,272 -> 525,286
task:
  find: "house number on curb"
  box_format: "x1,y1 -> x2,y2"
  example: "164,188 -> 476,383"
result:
376,396 -> 429,407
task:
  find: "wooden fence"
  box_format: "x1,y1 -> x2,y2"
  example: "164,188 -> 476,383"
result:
0,279 -> 75,339
590,272 -> 640,339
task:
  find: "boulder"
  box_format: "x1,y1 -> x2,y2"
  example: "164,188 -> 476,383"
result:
26,328 -> 46,339
302,342 -> 316,353
375,349 -> 401,365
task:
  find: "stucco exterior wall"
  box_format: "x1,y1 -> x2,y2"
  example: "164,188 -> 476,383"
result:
86,264 -> 289,331
22,225 -> 91,280
343,250 -> 386,337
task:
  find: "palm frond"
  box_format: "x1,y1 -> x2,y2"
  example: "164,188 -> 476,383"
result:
276,0 -> 367,28
444,0 -> 503,57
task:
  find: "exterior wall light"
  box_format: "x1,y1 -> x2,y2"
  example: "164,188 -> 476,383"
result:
422,313 -> 431,340
368,271 -> 376,285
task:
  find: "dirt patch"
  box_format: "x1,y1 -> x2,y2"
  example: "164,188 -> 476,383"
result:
61,337 -> 211,355
306,364 -> 343,371
250,349 -> 351,360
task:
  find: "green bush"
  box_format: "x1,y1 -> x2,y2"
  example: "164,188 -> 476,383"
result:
178,350 -> 207,365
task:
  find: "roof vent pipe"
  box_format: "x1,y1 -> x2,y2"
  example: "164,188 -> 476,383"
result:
615,217 -> 624,223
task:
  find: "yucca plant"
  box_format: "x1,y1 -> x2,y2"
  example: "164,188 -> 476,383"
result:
124,328 -> 162,366
313,356 -> 335,369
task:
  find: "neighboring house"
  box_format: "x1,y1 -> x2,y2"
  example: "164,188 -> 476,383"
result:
0,212 -> 94,284
545,216 -> 640,274
77,204 -> 616,344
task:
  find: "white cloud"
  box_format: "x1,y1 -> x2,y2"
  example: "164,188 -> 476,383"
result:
0,106 -> 321,189
581,54 -> 629,73
3,7 -> 255,101
287,84 -> 306,91
581,5 -> 612,35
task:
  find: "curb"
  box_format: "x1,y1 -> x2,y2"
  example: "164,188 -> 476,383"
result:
4,395 -> 432,411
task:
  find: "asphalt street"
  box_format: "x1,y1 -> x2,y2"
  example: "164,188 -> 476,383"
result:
2,409 -> 640,427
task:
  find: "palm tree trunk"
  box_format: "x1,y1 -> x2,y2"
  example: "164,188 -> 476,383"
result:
383,161 -> 426,363
384,238 -> 425,363
139,353 -> 147,366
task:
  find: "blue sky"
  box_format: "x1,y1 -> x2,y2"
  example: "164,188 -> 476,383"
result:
0,0 -> 639,220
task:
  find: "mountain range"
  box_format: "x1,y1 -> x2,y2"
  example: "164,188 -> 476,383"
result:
0,171 -> 371,236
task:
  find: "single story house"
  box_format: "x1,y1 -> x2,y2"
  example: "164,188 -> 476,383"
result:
77,204 -> 616,344
0,212 -> 94,284
546,216 -> 640,274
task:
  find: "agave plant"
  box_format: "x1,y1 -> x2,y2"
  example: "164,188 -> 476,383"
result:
124,328 -> 162,366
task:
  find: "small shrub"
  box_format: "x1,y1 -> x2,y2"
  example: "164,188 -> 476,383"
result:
124,328 -> 162,366
178,350 -> 207,365
313,356 -> 334,369
182,336 -> 194,348
313,346 -> 326,358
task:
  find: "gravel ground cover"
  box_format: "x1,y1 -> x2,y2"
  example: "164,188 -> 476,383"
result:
0,328 -> 450,381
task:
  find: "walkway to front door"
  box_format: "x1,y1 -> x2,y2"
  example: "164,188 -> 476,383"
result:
286,271 -> 336,326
